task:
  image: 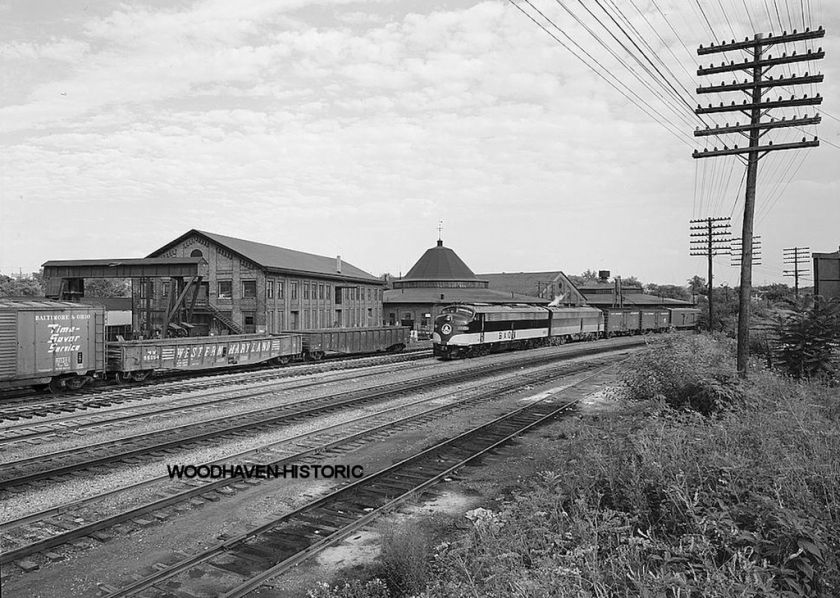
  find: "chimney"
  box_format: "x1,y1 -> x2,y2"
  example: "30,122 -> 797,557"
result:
336,255 -> 342,274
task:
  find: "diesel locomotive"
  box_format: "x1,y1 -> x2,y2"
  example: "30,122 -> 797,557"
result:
432,303 -> 700,359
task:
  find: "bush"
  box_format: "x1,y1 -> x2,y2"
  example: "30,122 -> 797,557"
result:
621,334 -> 743,414
773,297 -> 840,383
420,358 -> 840,597
376,520 -> 431,596
307,579 -> 390,598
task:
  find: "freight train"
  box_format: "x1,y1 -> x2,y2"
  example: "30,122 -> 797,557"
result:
432,303 -> 699,359
0,299 -> 409,393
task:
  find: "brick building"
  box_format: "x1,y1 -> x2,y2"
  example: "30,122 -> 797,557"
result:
138,230 -> 384,336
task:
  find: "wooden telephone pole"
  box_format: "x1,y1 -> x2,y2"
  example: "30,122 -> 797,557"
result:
690,217 -> 731,329
693,27 -> 825,376
783,246 -> 811,298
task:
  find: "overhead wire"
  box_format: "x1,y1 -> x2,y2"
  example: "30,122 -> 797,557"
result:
507,0 -> 696,146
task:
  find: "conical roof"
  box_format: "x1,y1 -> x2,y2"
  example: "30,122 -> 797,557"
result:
402,240 -> 479,281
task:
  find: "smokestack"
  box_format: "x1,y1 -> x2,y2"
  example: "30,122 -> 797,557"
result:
336,255 -> 342,273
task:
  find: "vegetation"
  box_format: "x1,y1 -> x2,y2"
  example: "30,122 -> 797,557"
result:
0,272 -> 43,297
308,335 -> 839,598
773,297 -> 840,384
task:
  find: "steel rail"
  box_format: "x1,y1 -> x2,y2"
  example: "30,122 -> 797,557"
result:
102,362 -> 622,598
0,338 -> 645,489
0,356 -> 619,565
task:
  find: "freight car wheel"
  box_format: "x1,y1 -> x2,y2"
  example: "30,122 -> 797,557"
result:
131,370 -> 152,382
64,376 -> 87,391
310,351 -> 325,361
48,378 -> 64,394
114,371 -> 131,385
273,356 -> 291,366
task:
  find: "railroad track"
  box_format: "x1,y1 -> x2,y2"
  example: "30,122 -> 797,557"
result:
0,338 -> 644,491
96,360 -> 622,597
0,354 -> 623,567
0,348 -> 433,421
0,358 -> 435,445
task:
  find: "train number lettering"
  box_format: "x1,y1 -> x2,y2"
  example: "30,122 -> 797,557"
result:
497,330 -> 515,340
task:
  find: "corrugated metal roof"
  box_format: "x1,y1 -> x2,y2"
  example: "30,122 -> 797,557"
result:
399,241 -> 484,282
384,287 -> 549,305
149,230 -> 380,283
0,298 -> 98,310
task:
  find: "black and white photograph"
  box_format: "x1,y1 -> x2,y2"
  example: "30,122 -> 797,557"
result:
1,1 -> 839,596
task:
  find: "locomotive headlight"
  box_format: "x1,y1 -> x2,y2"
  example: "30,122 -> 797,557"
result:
441,323 -> 452,335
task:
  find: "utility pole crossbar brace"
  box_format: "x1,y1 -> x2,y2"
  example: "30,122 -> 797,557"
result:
693,28 -> 825,377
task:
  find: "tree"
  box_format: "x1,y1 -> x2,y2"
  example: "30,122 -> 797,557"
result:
688,275 -> 706,296
645,284 -> 690,301
0,273 -> 44,297
614,275 -> 642,287
85,278 -> 131,297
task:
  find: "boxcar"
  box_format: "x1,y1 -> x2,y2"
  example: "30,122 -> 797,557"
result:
668,308 -> 701,329
548,306 -> 603,341
107,333 -> 302,381
294,326 -> 410,360
0,299 -> 105,392
603,309 -> 641,337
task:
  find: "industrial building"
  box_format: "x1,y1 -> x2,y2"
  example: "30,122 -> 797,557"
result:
139,230 -> 386,336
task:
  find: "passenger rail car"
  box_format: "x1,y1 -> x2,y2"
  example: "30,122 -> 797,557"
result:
432,304 -> 604,359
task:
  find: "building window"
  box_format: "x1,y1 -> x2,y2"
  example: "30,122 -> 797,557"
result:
303,282 -> 310,300
267,281 -> 274,299
190,249 -> 203,258
218,281 -> 232,299
319,283 -> 324,300
162,281 -> 169,297
335,286 -> 342,305
291,282 -> 298,300
242,280 -> 257,298
243,312 -> 256,334
278,281 -> 284,299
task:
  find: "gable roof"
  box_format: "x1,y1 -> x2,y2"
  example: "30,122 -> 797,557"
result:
149,230 -> 380,284
479,271 -> 587,305
400,240 -> 484,282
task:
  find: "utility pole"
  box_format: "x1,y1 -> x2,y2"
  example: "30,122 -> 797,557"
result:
730,236 -> 762,267
690,217 -> 731,330
783,246 -> 811,299
693,27 -> 825,377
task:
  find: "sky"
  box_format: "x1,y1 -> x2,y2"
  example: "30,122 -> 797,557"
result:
1,0 -> 838,286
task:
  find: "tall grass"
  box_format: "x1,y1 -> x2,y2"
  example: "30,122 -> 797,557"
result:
418,335 -> 840,597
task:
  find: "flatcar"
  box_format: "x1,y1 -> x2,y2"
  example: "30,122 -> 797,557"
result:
432,303 -> 604,359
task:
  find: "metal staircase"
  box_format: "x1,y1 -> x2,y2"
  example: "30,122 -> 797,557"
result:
203,304 -> 244,334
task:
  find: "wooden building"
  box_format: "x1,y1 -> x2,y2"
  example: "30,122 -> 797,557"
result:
138,230 -> 385,336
